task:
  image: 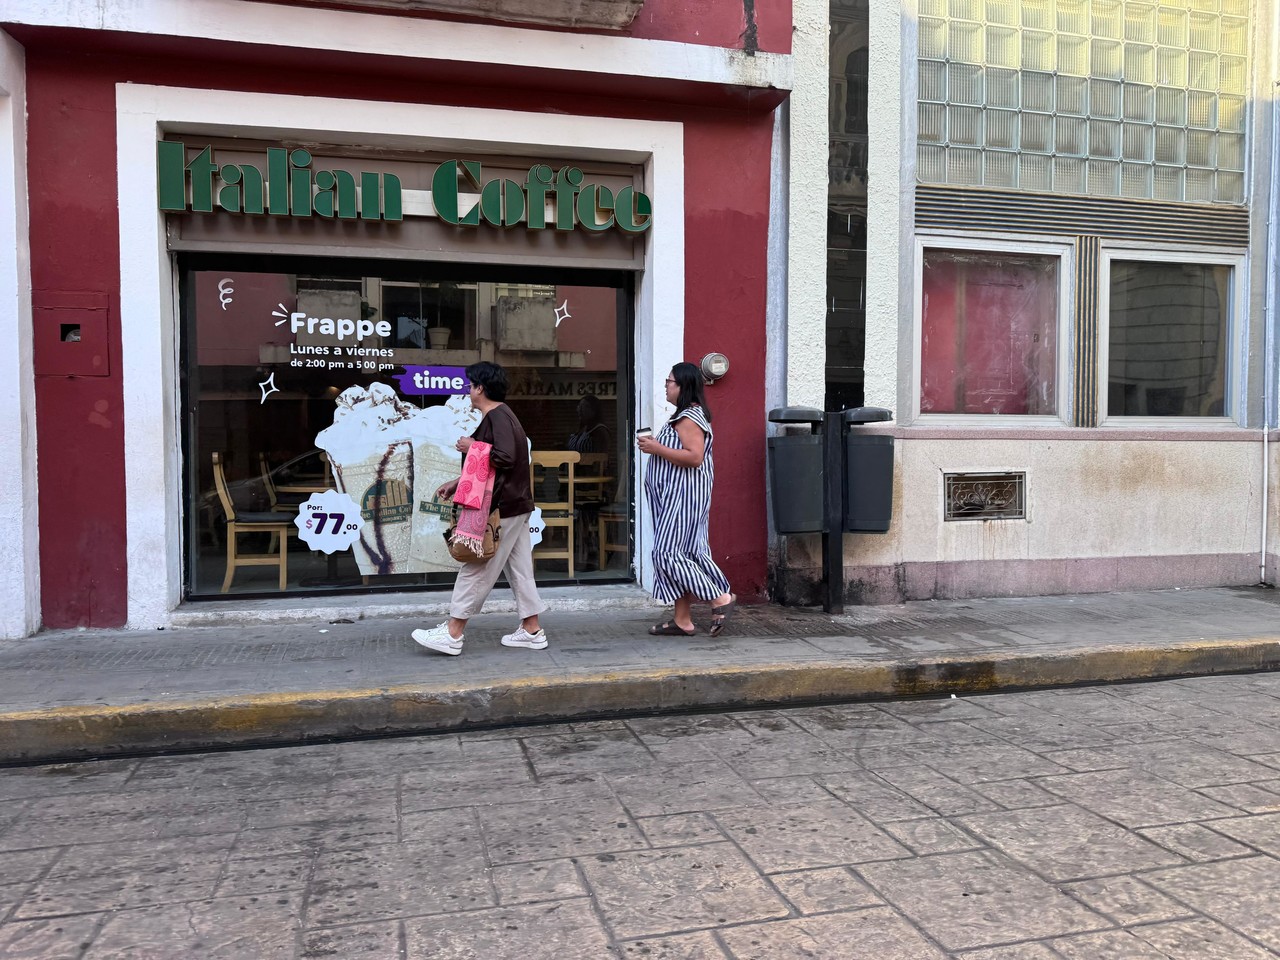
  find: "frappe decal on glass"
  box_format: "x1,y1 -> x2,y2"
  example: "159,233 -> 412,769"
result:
315,385 -> 480,576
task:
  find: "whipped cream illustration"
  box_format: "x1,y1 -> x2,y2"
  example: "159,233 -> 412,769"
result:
316,384 -> 480,576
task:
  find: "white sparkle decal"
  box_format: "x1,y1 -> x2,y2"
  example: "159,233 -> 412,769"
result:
554,300 -> 571,327
271,303 -> 291,326
258,372 -> 280,404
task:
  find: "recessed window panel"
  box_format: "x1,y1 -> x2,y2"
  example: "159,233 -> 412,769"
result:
1122,122 -> 1154,161
1057,75 -> 1090,116
1093,0 -> 1125,39
1216,170 -> 1244,203
1125,3 -> 1157,41
1122,162 -> 1154,196
1059,0 -> 1090,35
921,250 -> 1059,416
1107,260 -> 1230,417
1088,158 -> 1122,196
986,109 -> 1019,149
1021,113 -> 1055,153
1186,129 -> 1217,167
1185,166 -> 1216,202
1022,0 -> 1053,30
984,150 -> 1019,188
1019,153 -> 1053,191
1122,83 -> 1155,122
987,68 -> 1021,109
1217,132 -> 1245,171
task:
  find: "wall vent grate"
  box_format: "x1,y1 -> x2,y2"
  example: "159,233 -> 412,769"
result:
944,472 -> 1026,521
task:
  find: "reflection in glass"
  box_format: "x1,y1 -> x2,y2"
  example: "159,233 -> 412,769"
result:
1107,260 -> 1230,417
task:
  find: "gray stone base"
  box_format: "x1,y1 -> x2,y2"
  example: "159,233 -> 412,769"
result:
776,552 -> 1265,606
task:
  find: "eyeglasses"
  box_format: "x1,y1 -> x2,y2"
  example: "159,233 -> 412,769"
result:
664,378 -> 676,386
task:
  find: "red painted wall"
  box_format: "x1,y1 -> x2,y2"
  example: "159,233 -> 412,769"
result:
682,113 -> 773,602
266,0 -> 793,54
27,63 -> 127,627
23,39 -> 777,625
629,0 -> 791,54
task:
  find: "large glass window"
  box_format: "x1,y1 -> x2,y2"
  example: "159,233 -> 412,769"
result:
916,0 -> 1250,202
183,258 -> 632,598
1105,257 -> 1232,417
920,248 -> 1060,415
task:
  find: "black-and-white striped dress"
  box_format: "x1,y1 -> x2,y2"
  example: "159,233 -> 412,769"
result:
643,404 -> 731,603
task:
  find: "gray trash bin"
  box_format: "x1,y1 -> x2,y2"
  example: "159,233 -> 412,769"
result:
842,407 -> 893,533
766,406 -> 823,534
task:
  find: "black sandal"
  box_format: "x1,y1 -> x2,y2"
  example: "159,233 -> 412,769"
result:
709,595 -> 736,637
649,621 -> 697,636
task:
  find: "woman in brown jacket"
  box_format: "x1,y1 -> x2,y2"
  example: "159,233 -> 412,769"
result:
411,362 -> 547,656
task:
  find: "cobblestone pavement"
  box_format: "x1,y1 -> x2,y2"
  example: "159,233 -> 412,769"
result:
4,673 -> 1280,957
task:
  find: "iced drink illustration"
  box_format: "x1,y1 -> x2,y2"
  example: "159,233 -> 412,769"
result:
316,384 -> 479,576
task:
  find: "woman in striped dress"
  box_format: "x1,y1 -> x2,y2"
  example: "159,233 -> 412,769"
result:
638,362 -> 736,636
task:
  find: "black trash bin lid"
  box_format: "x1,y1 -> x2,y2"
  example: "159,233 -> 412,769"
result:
841,406 -> 893,424
767,406 -> 823,424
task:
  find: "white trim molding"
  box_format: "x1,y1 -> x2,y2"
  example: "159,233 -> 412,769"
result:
0,30 -> 39,639
6,0 -> 791,94
117,84 -> 684,627
784,0 -> 828,410
864,0 -> 905,414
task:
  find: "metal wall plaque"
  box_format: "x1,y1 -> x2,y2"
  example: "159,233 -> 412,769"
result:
944,472 -> 1026,521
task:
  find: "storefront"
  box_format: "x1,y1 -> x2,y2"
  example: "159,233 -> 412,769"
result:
0,2 -> 789,634
173,137 -> 645,598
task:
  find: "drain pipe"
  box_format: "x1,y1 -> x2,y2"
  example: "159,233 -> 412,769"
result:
1262,83 -> 1280,585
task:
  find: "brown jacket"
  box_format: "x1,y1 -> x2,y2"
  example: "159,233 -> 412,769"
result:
471,403 -> 534,518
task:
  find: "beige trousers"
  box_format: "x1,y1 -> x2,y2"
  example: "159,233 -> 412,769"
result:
449,512 -> 547,621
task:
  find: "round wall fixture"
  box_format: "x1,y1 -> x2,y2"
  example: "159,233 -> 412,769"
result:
700,352 -> 730,382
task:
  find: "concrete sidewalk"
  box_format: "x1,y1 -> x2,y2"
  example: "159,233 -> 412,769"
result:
2,585 -> 1280,763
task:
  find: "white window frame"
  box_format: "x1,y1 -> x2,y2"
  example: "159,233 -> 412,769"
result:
1097,243 -> 1246,428
912,232 -> 1075,425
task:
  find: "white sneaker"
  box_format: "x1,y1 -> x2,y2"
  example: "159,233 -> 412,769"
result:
501,625 -> 548,650
412,623 -> 464,656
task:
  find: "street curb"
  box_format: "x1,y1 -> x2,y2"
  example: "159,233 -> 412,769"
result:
3,637 -> 1279,763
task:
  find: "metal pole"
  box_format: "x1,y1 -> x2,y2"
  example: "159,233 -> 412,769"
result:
821,411 -> 844,614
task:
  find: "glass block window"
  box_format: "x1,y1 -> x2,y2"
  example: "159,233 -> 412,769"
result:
917,0 -> 1249,203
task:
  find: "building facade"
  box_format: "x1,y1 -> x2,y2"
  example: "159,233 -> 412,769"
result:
5,0 -> 1277,639
775,0 -> 1280,604
0,0 -> 791,636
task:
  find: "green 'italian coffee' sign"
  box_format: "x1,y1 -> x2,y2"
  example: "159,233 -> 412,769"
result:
156,141 -> 652,233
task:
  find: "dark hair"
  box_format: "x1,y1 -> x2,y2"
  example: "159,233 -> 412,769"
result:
465,361 -> 509,402
669,361 -> 711,421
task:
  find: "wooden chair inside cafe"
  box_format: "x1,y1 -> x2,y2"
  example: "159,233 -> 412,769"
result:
530,450 -> 580,578
212,452 -> 295,593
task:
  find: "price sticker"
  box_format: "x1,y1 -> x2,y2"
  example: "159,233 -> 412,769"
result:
294,490 -> 365,554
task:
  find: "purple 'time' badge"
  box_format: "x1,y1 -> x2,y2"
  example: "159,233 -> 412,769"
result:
394,366 -> 470,395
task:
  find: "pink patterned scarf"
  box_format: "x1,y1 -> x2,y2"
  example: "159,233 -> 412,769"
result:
450,440 -> 495,556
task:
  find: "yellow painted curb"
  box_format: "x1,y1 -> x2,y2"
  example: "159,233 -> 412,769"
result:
2,637 -> 1278,764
